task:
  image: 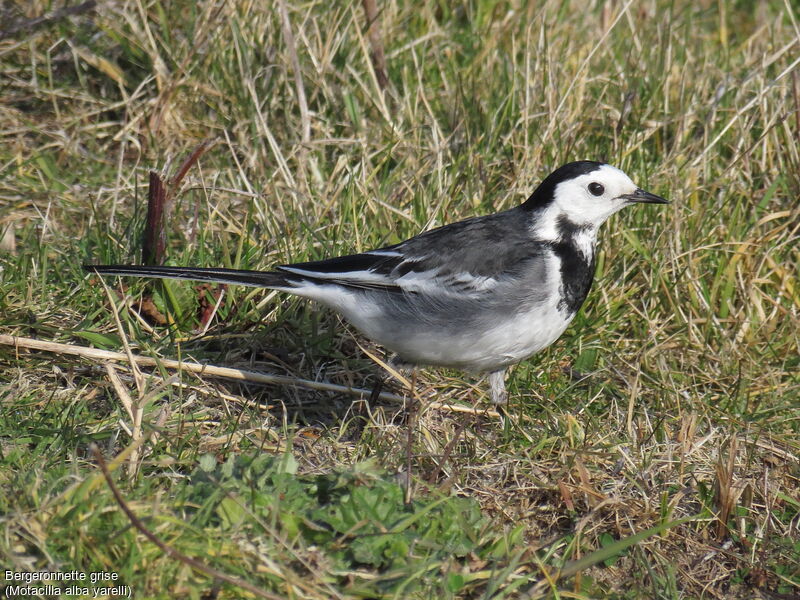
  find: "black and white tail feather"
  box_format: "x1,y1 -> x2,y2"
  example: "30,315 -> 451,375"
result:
85,161 -> 668,405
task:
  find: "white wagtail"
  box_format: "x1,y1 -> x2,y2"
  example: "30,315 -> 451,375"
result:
85,161 -> 668,404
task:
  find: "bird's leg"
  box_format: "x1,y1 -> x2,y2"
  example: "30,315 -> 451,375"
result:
488,370 -> 508,405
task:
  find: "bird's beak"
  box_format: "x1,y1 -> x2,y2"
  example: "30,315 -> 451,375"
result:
620,188 -> 669,204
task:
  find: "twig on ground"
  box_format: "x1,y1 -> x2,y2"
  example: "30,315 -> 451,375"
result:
143,171 -> 167,266
2,334 -> 500,416
143,139 -> 215,266
1,334 -> 404,403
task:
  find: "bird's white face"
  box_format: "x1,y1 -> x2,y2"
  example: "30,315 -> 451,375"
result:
552,164 -> 640,227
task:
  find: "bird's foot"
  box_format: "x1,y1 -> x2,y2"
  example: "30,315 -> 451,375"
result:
488,370 -> 508,405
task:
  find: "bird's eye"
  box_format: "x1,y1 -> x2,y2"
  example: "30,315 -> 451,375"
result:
588,182 -> 604,196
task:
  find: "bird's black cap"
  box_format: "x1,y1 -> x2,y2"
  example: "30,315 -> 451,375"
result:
521,161 -> 604,211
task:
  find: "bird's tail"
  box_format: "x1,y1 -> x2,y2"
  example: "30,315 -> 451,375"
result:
83,264 -> 290,288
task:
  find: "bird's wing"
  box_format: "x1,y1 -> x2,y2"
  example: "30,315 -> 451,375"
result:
279,208 -> 544,295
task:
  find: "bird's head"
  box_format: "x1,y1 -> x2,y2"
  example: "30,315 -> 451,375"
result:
523,161 -> 668,232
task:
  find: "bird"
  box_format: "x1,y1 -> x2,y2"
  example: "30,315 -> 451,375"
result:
84,161 -> 668,405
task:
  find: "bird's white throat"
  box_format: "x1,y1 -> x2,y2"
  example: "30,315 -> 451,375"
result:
531,202 -> 599,257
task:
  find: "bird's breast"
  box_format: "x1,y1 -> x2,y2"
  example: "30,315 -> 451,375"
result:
550,237 -> 596,315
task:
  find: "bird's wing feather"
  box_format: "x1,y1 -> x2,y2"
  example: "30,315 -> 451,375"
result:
279,208 -> 544,295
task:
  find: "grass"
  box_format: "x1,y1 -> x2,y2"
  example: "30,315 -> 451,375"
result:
1,0 -> 799,597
